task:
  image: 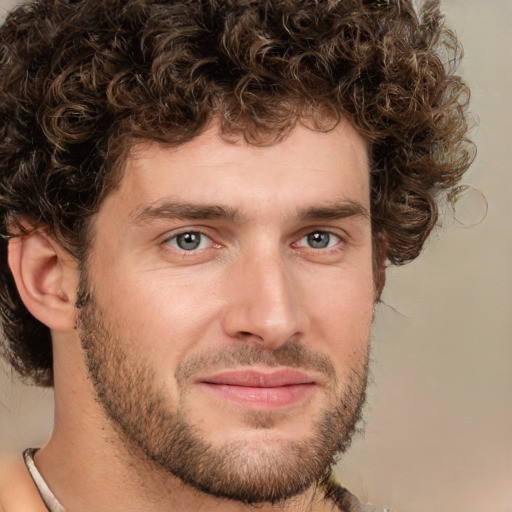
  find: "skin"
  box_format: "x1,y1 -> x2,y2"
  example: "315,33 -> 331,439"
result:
2,119 -> 378,512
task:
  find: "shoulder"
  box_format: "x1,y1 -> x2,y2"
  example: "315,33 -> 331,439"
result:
322,479 -> 394,512
0,452 -> 47,512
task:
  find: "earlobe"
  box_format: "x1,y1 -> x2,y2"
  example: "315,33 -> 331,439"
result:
7,228 -> 79,332
374,234 -> 388,301
375,260 -> 387,301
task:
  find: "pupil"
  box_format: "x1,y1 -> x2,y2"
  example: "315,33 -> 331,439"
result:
177,232 -> 201,250
307,232 -> 329,249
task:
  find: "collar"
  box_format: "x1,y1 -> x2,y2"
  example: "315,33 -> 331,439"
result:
23,449 -> 66,512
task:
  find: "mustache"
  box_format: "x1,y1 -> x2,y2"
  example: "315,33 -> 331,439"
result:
174,341 -> 338,390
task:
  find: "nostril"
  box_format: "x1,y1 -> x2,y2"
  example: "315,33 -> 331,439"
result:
236,331 -> 264,342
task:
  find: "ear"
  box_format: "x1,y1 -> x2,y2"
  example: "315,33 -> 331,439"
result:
7,226 -> 79,332
373,233 -> 388,301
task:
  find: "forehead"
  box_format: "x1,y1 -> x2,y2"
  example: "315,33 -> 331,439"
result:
105,119 -> 370,222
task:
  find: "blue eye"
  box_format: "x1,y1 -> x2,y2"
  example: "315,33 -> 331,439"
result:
168,231 -> 212,251
299,231 -> 340,249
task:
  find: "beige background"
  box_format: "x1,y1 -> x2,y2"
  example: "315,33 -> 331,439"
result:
0,1 -> 510,511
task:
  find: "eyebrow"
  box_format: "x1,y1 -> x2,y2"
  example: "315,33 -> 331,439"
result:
131,201 -> 244,225
298,201 -> 370,222
130,199 -> 369,226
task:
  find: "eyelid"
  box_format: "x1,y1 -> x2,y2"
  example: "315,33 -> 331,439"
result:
170,232 -> 211,250
295,230 -> 341,247
160,224 -> 214,241
293,225 -> 347,243
161,227 -> 221,253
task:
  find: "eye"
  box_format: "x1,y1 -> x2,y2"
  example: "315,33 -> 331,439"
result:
166,231 -> 212,251
296,231 -> 341,249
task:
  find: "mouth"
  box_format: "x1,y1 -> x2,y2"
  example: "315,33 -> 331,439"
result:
197,368 -> 317,409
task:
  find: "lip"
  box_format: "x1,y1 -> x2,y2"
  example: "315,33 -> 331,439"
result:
197,368 -> 317,409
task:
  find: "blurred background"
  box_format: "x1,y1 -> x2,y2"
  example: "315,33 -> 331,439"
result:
0,1 -> 510,511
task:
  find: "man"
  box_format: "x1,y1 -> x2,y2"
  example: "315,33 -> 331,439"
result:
0,0 -> 472,511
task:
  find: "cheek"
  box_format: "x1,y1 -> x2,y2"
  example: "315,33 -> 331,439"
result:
301,266 -> 375,359
93,266 -> 226,363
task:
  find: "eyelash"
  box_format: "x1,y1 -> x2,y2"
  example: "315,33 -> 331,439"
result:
163,229 -> 218,254
293,231 -> 343,252
162,227 -> 345,258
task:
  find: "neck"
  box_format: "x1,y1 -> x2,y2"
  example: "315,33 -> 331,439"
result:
35,352 -> 335,512
35,437 -> 333,512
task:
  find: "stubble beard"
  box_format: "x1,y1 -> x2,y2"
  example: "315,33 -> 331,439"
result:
77,289 -> 369,505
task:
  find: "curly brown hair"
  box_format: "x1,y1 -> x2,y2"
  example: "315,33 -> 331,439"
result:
0,0 -> 473,387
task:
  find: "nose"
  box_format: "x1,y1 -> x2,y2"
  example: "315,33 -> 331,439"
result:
222,249 -> 310,349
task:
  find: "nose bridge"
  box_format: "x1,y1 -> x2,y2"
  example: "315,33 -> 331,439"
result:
223,245 -> 308,347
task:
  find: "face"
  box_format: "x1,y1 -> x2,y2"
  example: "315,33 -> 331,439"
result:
77,120 -> 376,504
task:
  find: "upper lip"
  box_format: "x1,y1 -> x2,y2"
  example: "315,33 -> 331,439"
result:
198,368 -> 316,387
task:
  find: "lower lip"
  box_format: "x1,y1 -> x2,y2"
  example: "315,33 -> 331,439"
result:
200,383 -> 315,409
